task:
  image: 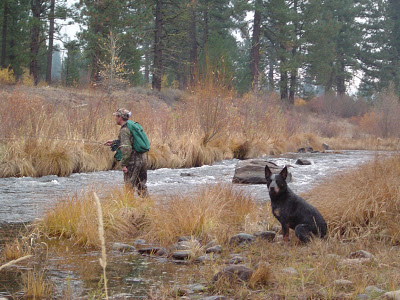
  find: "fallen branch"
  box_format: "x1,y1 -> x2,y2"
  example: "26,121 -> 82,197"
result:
0,255 -> 33,271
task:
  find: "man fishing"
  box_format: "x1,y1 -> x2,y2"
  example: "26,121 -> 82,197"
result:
105,108 -> 150,197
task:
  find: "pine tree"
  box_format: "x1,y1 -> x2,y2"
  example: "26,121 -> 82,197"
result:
305,0 -> 361,96
359,0 -> 400,97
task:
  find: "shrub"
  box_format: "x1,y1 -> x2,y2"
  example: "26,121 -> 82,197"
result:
0,67 -> 15,84
308,94 -> 368,118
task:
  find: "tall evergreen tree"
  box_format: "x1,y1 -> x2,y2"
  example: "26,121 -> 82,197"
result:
305,0 -> 361,95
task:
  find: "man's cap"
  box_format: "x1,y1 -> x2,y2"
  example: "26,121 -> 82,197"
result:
113,108 -> 131,119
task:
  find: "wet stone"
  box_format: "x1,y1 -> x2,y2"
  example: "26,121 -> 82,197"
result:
213,265 -> 254,282
172,250 -> 192,260
186,283 -> 206,293
194,254 -> 215,264
176,287 -> 194,296
124,277 -> 143,283
365,285 -> 385,295
347,250 -> 375,260
171,240 -> 201,252
112,293 -> 135,299
298,148 -> 306,153
205,240 -> 217,249
383,290 -> 400,299
232,159 -> 292,184
322,143 -> 330,150
112,243 -> 136,253
340,258 -> 370,266
132,239 -> 146,245
333,279 -> 353,287
228,256 -> 247,265
229,233 -> 255,246
138,247 -> 167,256
254,231 -> 276,242
180,172 -> 194,177
295,159 -> 312,165
199,296 -> 229,300
206,245 -> 222,254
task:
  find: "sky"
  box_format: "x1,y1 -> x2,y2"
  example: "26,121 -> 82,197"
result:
62,0 -> 80,41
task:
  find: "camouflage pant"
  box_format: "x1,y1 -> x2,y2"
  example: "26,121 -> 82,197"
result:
124,153 -> 148,197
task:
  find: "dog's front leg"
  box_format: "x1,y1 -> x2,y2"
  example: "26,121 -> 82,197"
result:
282,223 -> 290,242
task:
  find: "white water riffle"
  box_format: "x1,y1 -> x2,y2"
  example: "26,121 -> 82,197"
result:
0,150 -> 389,223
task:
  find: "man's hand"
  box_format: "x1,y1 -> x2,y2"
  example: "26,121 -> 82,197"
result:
122,166 -> 128,173
105,140 -> 114,146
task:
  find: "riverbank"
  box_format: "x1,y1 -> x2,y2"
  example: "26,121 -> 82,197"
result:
1,85 -> 399,178
1,155 -> 399,298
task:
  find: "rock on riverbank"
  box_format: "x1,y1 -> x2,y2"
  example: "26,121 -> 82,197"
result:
232,159 -> 292,184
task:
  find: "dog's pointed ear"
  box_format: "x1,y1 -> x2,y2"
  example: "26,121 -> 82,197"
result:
265,165 -> 272,179
280,166 -> 288,181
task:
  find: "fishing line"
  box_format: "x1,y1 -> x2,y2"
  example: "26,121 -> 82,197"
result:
0,136 -> 105,145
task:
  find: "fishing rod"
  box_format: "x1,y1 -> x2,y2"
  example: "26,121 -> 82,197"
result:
0,136 -> 105,145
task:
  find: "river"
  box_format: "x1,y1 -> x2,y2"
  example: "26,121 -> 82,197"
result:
0,150 -> 387,224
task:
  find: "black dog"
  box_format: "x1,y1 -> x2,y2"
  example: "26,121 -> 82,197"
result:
265,165 -> 327,242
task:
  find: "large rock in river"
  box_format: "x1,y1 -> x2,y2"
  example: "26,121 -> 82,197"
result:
232,159 -> 292,184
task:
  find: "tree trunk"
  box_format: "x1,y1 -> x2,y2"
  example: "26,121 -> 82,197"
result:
289,46 -> 297,104
1,0 -> 8,68
144,41 -> 150,85
250,0 -> 261,90
152,0 -> 162,91
90,0 -> 104,85
30,0 -> 41,85
280,69 -> 288,100
202,0 -> 209,50
288,0 -> 298,104
46,0 -> 55,84
268,59 -> 274,91
289,71 -> 296,104
336,54 -> 346,96
189,0 -> 198,87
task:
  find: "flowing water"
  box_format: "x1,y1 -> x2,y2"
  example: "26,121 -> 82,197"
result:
0,150 -> 389,224
0,150 -> 392,298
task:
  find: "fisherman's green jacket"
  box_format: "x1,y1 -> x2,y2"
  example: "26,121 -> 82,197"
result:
118,123 -> 133,167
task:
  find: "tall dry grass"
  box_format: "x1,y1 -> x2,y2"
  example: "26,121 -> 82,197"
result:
145,185 -> 262,245
22,269 -> 53,299
35,188 -> 152,247
1,84 -> 399,178
305,155 -> 400,242
34,185 -> 263,248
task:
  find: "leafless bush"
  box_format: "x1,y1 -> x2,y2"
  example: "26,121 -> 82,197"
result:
308,94 -> 368,118
371,90 -> 400,138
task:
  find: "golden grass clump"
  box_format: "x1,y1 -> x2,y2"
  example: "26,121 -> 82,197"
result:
34,185 -> 262,248
305,155 -> 400,242
2,239 -> 32,262
35,188 -> 153,247
146,185 -> 261,245
22,269 -> 53,299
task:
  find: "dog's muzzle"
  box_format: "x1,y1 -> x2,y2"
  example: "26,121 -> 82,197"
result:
269,181 -> 280,194
269,187 -> 280,194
